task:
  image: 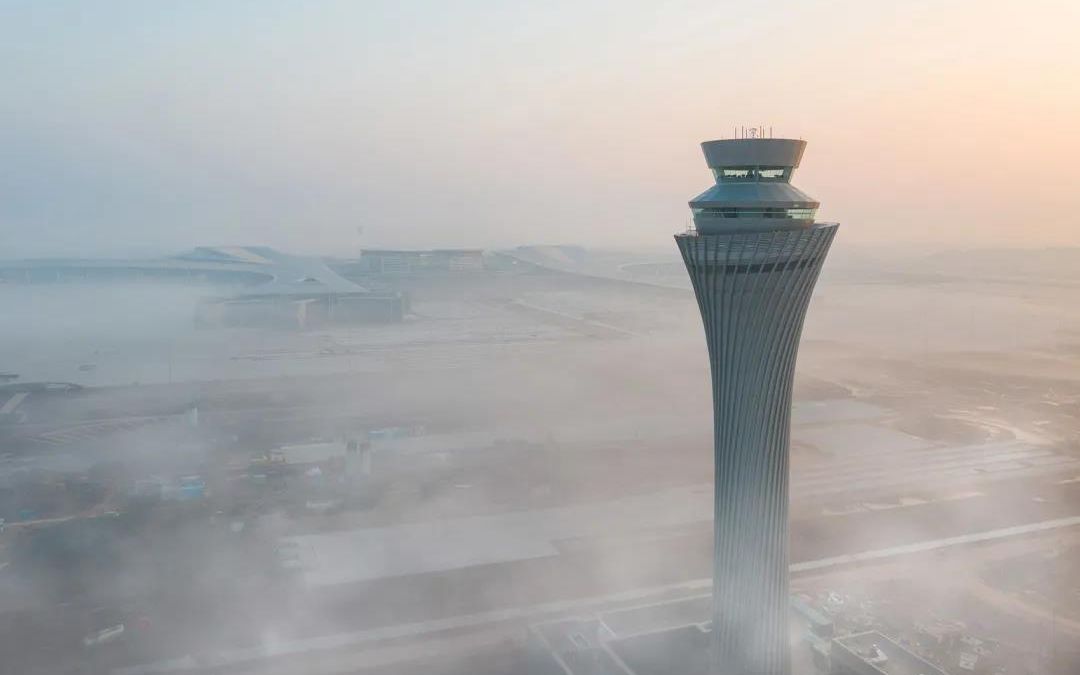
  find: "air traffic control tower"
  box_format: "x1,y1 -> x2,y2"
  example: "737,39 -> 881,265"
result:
676,135 -> 837,675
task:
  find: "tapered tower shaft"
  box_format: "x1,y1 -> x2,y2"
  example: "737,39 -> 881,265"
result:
675,137 -> 837,675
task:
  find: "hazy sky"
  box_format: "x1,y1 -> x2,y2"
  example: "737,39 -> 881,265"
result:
1,0 -> 1077,257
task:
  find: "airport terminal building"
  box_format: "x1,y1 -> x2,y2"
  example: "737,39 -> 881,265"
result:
0,246 -> 407,329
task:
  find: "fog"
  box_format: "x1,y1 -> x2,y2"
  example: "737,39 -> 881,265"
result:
2,3 -> 1080,675
0,243 -> 1078,674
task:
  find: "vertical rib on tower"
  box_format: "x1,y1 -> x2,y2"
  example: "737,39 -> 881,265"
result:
675,137 -> 837,675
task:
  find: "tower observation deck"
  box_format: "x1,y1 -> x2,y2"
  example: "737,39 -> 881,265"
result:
675,137 -> 837,675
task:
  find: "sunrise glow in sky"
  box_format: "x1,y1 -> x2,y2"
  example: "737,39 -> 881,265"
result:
2,0 -> 1078,256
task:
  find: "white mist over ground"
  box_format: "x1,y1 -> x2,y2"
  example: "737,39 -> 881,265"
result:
1,246 -> 1079,674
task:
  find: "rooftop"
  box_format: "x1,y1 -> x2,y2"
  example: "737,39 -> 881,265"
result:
701,138 -> 806,170
832,631 -> 947,675
0,246 -> 377,299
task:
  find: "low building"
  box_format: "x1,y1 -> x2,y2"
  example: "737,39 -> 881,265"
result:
527,596 -> 949,675
831,631 -> 946,675
261,438 -> 372,478
352,248 -> 486,275
131,475 -> 207,502
527,618 -> 627,675
0,246 -> 406,329
527,595 -> 824,675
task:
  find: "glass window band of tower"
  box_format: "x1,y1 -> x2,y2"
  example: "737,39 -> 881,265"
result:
711,166 -> 791,183
693,207 -> 817,220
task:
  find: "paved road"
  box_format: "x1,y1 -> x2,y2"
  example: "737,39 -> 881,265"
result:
114,512 -> 1080,675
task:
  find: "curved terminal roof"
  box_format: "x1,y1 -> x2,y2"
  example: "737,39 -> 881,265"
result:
177,247 -> 368,297
0,246 -> 372,298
